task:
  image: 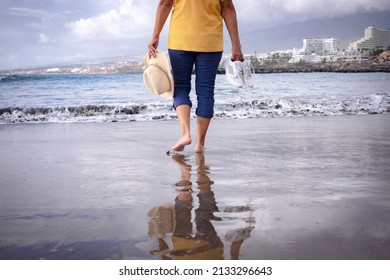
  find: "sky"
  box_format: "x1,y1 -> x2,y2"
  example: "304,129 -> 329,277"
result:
1,0 -> 390,70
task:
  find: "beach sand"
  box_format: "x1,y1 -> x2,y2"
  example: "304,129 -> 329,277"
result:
0,114 -> 389,260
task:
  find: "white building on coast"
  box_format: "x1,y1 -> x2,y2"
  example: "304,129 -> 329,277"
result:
302,38 -> 339,55
286,26 -> 390,64
289,38 -> 340,63
349,26 -> 390,51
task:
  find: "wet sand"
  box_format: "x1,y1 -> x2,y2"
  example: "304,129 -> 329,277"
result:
0,114 -> 389,260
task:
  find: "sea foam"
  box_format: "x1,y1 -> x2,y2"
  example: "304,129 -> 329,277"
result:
1,93 -> 389,124
1,73 -> 389,124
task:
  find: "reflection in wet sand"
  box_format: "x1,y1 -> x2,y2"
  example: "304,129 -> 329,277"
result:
148,153 -> 254,260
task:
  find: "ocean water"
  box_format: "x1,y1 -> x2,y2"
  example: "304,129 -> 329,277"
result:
0,72 -> 389,124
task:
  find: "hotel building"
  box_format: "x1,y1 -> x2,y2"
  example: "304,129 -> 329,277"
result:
349,26 -> 390,51
302,38 -> 339,55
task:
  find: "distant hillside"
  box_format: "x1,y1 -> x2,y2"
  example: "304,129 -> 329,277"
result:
238,11 -> 390,53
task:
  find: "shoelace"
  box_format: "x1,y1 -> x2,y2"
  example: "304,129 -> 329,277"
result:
243,61 -> 254,77
235,61 -> 243,79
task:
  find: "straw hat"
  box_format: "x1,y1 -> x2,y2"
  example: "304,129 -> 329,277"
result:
143,51 -> 174,100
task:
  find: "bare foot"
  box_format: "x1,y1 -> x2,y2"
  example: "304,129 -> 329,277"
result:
195,144 -> 206,153
171,135 -> 192,151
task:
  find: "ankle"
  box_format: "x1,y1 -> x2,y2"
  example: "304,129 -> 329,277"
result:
195,143 -> 205,153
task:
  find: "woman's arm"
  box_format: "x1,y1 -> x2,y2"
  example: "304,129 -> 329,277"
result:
220,0 -> 243,61
148,0 -> 174,58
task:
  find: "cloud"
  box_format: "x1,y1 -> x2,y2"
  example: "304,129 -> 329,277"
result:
6,6 -> 66,23
7,7 -> 50,17
235,0 -> 390,27
67,0 -> 153,40
39,33 -> 50,43
269,0 -> 390,15
1,0 -> 390,70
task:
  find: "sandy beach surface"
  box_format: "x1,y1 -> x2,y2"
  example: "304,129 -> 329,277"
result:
0,114 -> 389,260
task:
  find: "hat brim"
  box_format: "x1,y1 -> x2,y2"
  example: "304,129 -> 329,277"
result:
144,51 -> 174,100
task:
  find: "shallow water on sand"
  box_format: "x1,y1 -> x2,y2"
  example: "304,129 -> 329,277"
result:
0,115 -> 389,259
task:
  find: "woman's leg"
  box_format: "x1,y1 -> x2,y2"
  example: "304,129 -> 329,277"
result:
168,50 -> 195,152
194,52 -> 222,153
171,104 -> 191,151
195,116 -> 210,153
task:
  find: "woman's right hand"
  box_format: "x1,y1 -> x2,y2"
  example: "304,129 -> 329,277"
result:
147,37 -> 159,58
147,0 -> 173,58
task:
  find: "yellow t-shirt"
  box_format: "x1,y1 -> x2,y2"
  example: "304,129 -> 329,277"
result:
168,0 -> 224,52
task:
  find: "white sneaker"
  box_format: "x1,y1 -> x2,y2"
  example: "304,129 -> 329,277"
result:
242,59 -> 255,87
224,58 -> 244,87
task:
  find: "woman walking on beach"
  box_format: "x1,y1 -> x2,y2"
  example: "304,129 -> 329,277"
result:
147,0 -> 243,153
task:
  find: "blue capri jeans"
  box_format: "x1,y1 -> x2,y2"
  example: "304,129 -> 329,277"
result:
168,50 -> 223,119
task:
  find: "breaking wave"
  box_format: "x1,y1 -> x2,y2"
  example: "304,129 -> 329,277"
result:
1,93 -> 389,124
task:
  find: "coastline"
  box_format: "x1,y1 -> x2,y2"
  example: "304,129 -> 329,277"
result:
2,59 -> 390,76
1,114 -> 389,260
217,61 -> 390,74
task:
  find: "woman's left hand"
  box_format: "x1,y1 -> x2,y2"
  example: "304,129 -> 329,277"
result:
231,43 -> 243,61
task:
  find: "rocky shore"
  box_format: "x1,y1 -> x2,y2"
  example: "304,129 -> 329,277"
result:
218,61 -> 390,74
